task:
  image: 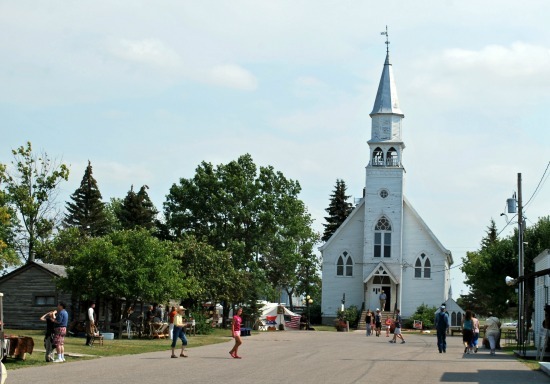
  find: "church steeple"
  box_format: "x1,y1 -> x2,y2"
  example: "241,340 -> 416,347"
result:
368,27 -> 405,168
370,52 -> 404,117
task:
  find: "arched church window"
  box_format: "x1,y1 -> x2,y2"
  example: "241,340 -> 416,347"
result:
414,258 -> 422,278
387,147 -> 398,166
346,256 -> 353,276
374,216 -> 391,258
372,147 -> 384,166
336,251 -> 353,277
414,253 -> 431,279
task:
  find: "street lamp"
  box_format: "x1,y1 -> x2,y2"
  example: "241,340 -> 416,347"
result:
304,295 -> 313,330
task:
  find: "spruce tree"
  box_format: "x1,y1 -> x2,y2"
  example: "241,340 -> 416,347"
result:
322,179 -> 353,242
118,185 -> 158,230
64,161 -> 109,236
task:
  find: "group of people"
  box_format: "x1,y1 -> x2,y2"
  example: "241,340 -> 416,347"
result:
39,302 -> 69,363
363,308 -> 405,344
435,305 -> 501,356
37,300 -> 247,362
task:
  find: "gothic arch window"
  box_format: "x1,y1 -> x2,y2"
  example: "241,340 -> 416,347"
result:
372,147 -> 384,166
414,253 -> 431,278
374,216 -> 391,258
386,147 -> 398,166
336,251 -> 353,277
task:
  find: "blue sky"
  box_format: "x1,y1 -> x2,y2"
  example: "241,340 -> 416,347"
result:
1,1 -> 550,297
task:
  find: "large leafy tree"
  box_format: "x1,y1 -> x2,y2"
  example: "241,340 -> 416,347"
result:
173,235 -> 245,305
35,227 -> 88,265
0,142 -> 69,262
322,179 -> 353,242
117,185 -> 158,230
163,154 -> 320,317
59,228 -> 184,305
461,216 -> 550,317
64,161 -> 109,236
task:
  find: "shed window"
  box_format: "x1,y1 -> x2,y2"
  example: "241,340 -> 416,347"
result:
34,295 -> 56,306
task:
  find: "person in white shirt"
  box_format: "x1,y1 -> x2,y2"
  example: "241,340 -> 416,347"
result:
85,302 -> 96,346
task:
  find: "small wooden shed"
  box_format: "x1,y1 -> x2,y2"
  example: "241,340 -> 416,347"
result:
0,262 -> 71,330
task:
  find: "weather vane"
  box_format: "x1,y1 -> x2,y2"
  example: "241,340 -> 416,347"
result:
380,25 -> 390,54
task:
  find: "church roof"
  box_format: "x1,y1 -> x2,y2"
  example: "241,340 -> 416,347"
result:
370,53 -> 404,117
404,196 -> 453,265
318,199 -> 364,252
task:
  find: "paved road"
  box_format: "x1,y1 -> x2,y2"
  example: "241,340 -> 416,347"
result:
7,331 -> 548,384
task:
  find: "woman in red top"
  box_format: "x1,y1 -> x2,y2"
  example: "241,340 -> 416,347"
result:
229,307 -> 243,359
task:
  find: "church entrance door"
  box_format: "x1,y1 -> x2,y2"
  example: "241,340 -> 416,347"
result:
369,285 -> 390,312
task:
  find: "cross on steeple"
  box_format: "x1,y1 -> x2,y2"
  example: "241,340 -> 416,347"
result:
380,25 -> 390,54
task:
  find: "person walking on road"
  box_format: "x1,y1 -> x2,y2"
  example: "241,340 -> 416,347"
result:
462,310 -> 474,354
229,307 -> 243,359
170,306 -> 188,358
389,309 -> 405,344
374,309 -> 382,337
435,305 -> 449,353
484,312 -> 501,356
472,313 -> 480,353
365,310 -> 373,337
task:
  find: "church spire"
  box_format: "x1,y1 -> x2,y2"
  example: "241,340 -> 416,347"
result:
370,26 -> 403,117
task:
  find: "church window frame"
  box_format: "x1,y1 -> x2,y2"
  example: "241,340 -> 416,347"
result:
373,216 -> 392,258
414,253 -> 431,279
336,251 -> 354,277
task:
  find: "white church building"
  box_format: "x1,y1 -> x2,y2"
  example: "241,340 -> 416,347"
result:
320,49 -> 453,324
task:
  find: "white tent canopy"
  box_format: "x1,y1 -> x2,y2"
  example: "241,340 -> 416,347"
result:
258,302 -> 300,331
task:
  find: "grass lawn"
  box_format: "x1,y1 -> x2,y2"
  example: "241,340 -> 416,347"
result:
2,328 -> 233,370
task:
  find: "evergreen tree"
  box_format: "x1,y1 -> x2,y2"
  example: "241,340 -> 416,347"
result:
64,161 -> 108,236
481,219 -> 498,250
117,185 -> 158,230
322,179 -> 353,242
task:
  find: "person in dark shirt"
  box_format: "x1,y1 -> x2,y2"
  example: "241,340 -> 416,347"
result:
39,309 -> 57,362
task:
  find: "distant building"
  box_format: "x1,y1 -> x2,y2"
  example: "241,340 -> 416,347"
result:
0,262 -> 71,329
320,49 -> 453,323
534,249 -> 550,348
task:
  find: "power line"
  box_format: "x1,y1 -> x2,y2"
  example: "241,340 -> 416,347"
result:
523,160 -> 550,210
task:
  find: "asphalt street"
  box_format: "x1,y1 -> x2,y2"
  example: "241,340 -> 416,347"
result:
7,330 -> 548,384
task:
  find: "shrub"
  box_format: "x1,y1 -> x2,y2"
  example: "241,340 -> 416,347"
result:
337,305 -> 360,328
409,303 -> 438,329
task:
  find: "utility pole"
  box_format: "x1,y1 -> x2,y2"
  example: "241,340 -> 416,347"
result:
517,173 -> 526,355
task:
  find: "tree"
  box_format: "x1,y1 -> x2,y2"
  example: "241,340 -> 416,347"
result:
0,182 -> 20,269
173,235 -> 245,305
163,154 -> 319,319
117,185 -> 158,230
322,179 -> 353,242
461,216 -> 550,317
64,161 -> 109,236
0,142 -> 69,262
59,228 -> 185,305
35,227 -> 88,265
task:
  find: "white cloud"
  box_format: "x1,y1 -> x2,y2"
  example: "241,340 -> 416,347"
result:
108,38 -> 183,69
206,64 -> 258,91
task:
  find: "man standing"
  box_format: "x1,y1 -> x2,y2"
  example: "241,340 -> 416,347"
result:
435,305 -> 449,353
85,301 -> 96,346
379,291 -> 387,311
53,302 -> 68,363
